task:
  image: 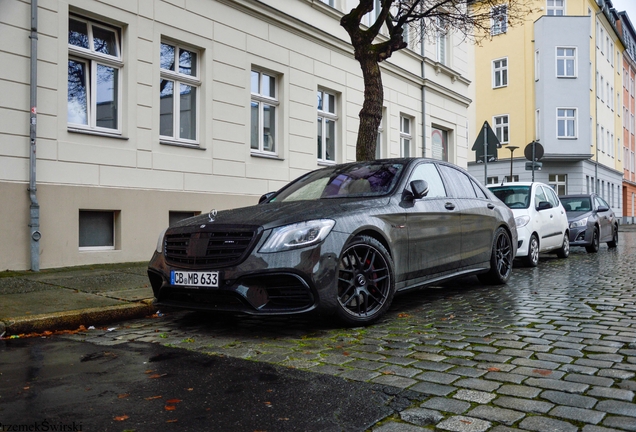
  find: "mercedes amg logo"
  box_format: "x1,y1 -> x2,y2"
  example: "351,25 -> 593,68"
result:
208,209 -> 217,222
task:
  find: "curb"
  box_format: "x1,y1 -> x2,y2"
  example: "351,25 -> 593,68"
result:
1,300 -> 155,336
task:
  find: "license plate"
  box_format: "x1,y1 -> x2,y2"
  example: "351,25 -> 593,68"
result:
171,270 -> 219,288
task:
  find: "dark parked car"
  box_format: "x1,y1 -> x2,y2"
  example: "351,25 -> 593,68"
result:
559,193 -> 618,253
148,158 -> 517,325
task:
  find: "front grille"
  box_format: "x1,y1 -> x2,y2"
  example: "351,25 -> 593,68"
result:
164,227 -> 258,267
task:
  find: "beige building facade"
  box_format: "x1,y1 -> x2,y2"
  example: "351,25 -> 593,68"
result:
1,0 -> 474,271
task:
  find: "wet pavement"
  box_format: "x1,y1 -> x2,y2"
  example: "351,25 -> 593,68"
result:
3,232 -> 636,431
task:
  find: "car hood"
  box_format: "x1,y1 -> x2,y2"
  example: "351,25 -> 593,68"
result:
173,197 -> 391,231
566,210 -> 592,221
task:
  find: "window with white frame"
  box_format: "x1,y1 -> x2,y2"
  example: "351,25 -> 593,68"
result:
159,42 -> 200,144
600,76 -> 604,101
79,210 -> 116,250
547,0 -> 565,16
494,115 -> 509,144
487,177 -> 499,184
68,16 -> 122,132
549,174 -> 567,195
400,115 -> 412,157
556,47 -> 576,77
493,58 -> 508,88
251,70 -> 279,154
320,0 -> 335,7
437,16 -> 449,65
536,109 -> 541,140
601,126 -> 605,151
610,133 -> 614,157
535,51 -> 540,81
557,108 -> 576,138
491,5 -> 507,36
317,89 -> 337,163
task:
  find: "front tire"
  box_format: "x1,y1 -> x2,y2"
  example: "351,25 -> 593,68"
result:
478,227 -> 513,285
336,236 -> 395,326
522,234 -> 540,267
607,225 -> 618,248
586,227 -> 599,253
556,233 -> 569,258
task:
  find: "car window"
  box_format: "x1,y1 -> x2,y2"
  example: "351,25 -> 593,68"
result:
597,196 -> 610,209
470,178 -> 488,199
534,186 -> 547,208
273,161 -> 405,202
543,186 -> 560,208
489,185 -> 531,209
408,163 -> 447,198
560,196 -> 591,212
438,165 -> 477,198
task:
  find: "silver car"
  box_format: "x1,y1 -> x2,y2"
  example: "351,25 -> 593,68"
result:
559,194 -> 618,253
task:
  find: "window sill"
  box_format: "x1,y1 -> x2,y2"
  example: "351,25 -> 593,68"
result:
317,160 -> 337,167
557,137 -> 577,140
556,76 -> 577,79
160,139 -> 205,150
68,128 -> 128,140
250,151 -> 284,161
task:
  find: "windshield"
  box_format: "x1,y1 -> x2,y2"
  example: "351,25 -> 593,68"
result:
489,185 -> 531,209
560,197 -> 592,212
271,161 -> 405,202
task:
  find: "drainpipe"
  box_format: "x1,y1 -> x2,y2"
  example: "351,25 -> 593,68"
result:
420,19 -> 426,158
29,0 -> 40,271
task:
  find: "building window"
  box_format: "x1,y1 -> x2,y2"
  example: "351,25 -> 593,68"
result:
320,0 -> 335,7
400,115 -> 412,157
437,16 -> 449,65
251,70 -> 279,154
159,42 -> 200,144
549,174 -> 567,196
493,58 -> 508,88
79,210 -> 116,250
535,51 -> 540,81
504,175 -> 519,182
317,89 -> 337,163
431,127 -> 448,161
376,111 -> 385,159
536,109 -> 541,140
494,115 -> 509,144
491,5 -> 507,36
557,108 -> 576,138
68,17 -> 122,132
487,176 -> 499,184
556,47 -> 576,77
547,0 -> 564,16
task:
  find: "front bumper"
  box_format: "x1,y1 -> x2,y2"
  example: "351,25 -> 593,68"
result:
147,230 -> 347,316
568,225 -> 591,246
514,225 -> 531,258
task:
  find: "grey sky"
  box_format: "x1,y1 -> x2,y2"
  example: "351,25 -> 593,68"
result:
612,0 -> 636,25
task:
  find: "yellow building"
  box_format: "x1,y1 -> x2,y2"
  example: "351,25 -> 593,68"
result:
469,0 -> 624,214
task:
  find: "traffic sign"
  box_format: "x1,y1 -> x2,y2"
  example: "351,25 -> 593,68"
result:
524,141 -> 544,161
472,121 -> 501,163
525,161 -> 543,171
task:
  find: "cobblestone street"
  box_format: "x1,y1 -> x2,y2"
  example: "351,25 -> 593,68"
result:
61,231 -> 636,431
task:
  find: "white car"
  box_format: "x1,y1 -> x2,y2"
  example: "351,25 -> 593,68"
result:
488,182 -> 569,267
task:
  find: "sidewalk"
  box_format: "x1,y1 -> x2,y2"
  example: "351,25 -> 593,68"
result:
0,262 -> 156,337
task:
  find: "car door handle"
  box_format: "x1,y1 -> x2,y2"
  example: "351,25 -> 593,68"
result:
487,203 -> 495,209
445,202 -> 455,210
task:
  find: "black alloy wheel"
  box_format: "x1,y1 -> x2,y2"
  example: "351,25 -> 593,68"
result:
586,227 -> 600,253
523,234 -> 540,267
607,225 -> 618,248
478,227 -> 513,285
336,236 -> 395,326
556,233 -> 570,258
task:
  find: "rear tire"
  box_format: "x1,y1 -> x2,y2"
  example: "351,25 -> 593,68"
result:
336,236 -> 395,326
556,233 -> 569,258
478,227 -> 513,285
522,234 -> 539,267
607,225 -> 618,248
585,227 -> 599,253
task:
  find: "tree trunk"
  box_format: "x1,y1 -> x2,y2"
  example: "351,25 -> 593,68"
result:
356,55 -> 384,161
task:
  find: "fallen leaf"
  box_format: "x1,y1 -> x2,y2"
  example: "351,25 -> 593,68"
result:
187,388 -> 193,391
145,370 -> 154,374
114,415 -> 129,421
23,387 -> 30,390
460,419 -> 472,424
278,418 -> 289,421
487,367 -> 500,372
398,313 -> 410,318
148,373 -> 167,379
533,369 -> 552,376
165,405 -> 176,411
145,396 -> 162,400
167,419 -> 178,423
166,399 -> 181,404
118,393 -> 130,399
342,352 -> 350,356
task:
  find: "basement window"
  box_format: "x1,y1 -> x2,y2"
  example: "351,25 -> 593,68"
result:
79,210 -> 117,250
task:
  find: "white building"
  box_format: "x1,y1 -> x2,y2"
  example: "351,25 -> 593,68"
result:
1,0 -> 474,271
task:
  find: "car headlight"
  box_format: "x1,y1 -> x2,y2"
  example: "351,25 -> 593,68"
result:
569,217 -> 588,228
259,219 -> 335,253
515,215 -> 531,228
156,228 -> 168,253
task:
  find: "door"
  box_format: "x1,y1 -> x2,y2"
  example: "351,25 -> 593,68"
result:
594,196 -> 613,240
533,185 -> 560,250
404,162 -> 462,282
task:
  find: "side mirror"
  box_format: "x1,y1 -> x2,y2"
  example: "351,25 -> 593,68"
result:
258,192 -> 276,204
597,205 -> 609,212
410,180 -> 429,200
537,201 -> 552,211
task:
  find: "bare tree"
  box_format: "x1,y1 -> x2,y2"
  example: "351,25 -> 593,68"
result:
340,0 -> 534,161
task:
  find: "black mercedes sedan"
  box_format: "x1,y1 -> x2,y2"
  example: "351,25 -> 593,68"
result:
559,193 -> 618,253
148,158 -> 517,325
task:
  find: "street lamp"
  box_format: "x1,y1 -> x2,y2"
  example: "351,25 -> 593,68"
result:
507,146 -> 519,182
